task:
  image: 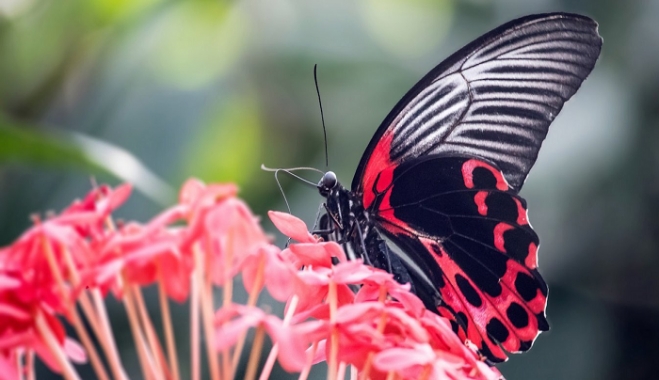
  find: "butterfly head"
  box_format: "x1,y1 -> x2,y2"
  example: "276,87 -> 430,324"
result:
318,171 -> 338,197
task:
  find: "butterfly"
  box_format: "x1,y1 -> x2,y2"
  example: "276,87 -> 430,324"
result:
315,13 -> 602,363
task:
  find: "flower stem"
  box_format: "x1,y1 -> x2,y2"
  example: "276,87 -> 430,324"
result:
328,280 -> 339,380
58,259 -> 111,380
194,244 -> 220,380
158,268 -> 180,380
132,285 -> 170,379
337,362 -> 347,380
88,289 -> 129,380
26,350 -> 35,380
123,279 -> 160,380
259,295 -> 299,380
244,325 -> 265,380
220,233 -> 234,380
297,341 -> 318,380
231,252 -> 266,372
190,265 -> 201,380
69,308 -> 110,380
35,312 -> 81,380
40,237 -> 109,380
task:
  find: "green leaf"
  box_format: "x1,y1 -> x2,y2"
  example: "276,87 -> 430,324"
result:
0,117 -> 174,204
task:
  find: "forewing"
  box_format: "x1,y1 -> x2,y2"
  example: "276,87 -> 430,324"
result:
353,12 -> 602,196
372,155 -> 548,363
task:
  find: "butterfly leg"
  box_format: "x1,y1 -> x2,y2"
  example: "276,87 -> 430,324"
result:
310,202 -> 326,232
351,221 -> 370,266
312,215 -> 336,239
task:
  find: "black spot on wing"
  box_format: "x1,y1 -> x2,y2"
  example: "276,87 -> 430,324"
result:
471,166 -> 499,188
486,317 -> 510,343
503,226 -> 540,263
519,340 -> 533,351
515,272 -> 542,301
456,311 -> 469,331
456,274 -> 483,307
485,192 -> 519,222
428,242 -> 445,258
506,302 -> 530,328
478,342 -> 503,364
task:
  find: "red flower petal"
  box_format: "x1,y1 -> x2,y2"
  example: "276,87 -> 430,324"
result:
268,211 -> 316,243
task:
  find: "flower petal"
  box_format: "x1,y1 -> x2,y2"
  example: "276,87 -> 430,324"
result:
268,211 -> 316,243
64,338 -> 87,364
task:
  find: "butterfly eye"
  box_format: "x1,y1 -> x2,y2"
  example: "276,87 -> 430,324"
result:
318,171 -> 338,195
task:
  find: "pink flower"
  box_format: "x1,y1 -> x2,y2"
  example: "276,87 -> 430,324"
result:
202,197 -> 269,286
241,244 -> 298,302
58,184 -> 132,240
0,183 -> 503,380
92,223 -> 192,301
214,304 -> 308,372
373,343 -> 500,380
292,260 -> 374,316
0,269 -> 81,374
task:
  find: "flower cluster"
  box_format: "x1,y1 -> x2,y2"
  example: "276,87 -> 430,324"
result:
0,180 -> 501,380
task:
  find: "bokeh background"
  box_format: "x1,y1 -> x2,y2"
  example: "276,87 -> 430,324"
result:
0,0 -> 656,379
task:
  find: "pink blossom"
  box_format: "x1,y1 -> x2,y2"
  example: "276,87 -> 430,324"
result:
214,304 -> 308,372
241,244 -> 298,301
0,182 -> 502,380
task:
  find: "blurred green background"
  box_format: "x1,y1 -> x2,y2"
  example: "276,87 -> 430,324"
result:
0,0 -> 657,379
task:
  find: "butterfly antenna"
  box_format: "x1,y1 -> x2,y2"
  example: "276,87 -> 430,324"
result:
314,64 -> 329,168
271,168 -> 293,214
261,165 -> 323,187
261,164 -> 328,214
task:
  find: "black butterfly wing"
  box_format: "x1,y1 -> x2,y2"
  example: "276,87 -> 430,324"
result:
350,13 -> 602,362
352,12 -> 602,204
371,155 -> 547,362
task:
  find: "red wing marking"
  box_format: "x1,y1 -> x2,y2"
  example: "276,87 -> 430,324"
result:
461,159 -> 508,191
512,197 -> 529,225
526,242 -> 538,270
474,191 -> 488,216
493,223 -> 514,253
361,131 -> 395,209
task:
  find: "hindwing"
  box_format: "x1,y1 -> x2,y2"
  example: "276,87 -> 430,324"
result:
370,155 -> 548,362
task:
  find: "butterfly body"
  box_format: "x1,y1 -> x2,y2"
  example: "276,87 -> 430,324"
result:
315,13 -> 602,363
